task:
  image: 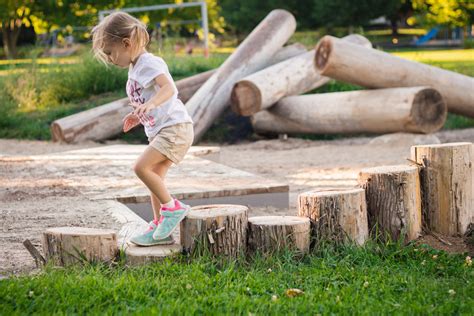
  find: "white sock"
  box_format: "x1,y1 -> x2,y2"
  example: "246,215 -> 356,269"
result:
162,199 -> 175,208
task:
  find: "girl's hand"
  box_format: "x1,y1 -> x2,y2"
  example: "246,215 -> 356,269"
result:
132,102 -> 154,117
122,112 -> 140,133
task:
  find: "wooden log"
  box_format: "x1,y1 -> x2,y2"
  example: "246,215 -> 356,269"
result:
180,204 -> 248,257
358,165 -> 422,242
314,35 -> 474,117
50,71 -> 211,143
50,43 -> 305,143
186,9 -> 297,142
42,227 -> 118,266
411,142 -> 473,236
251,87 -> 447,135
231,34 -> 371,116
247,216 -> 310,254
298,189 -> 368,246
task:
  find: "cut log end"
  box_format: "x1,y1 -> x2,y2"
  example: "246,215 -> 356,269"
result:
314,36 -> 332,72
50,122 -> 64,143
230,80 -> 262,116
410,88 -> 447,133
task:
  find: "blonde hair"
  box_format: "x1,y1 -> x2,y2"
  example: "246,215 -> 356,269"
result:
91,11 -> 149,65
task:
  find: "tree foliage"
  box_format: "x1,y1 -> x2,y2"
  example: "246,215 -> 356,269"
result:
411,0 -> 473,27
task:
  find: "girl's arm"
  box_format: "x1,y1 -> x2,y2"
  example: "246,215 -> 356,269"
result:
133,74 -> 175,116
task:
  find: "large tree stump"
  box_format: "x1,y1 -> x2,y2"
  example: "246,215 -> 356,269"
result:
186,9 -> 297,142
298,189 -> 368,246
180,204 -> 248,257
42,227 -> 118,266
247,216 -> 310,254
231,34 -> 371,116
314,35 -> 474,117
251,87 -> 446,135
358,165 -> 422,242
50,43 -> 305,143
411,142 -> 473,236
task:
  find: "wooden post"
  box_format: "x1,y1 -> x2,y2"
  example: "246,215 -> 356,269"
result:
231,34 -> 371,116
314,35 -> 474,117
298,189 -> 368,246
411,142 -> 473,236
247,216 -> 310,254
251,87 -> 447,135
42,227 -> 118,266
50,43 -> 305,143
186,9 -> 297,142
180,204 -> 248,257
358,165 -> 422,242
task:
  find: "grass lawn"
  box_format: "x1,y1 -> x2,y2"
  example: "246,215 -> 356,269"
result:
1,242 -> 473,314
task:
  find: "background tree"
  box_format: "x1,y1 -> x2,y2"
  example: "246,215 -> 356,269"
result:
219,0 -> 315,34
411,0 -> 473,27
312,0 -> 402,31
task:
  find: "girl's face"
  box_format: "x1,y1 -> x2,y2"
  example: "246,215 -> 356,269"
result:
103,38 -> 133,68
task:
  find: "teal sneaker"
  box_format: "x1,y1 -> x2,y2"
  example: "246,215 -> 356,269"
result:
130,220 -> 175,246
153,199 -> 190,240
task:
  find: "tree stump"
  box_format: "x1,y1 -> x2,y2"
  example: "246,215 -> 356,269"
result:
247,216 -> 310,254
358,165 -> 422,242
411,142 -> 473,236
180,204 -> 248,257
42,227 -> 118,266
298,189 -> 368,246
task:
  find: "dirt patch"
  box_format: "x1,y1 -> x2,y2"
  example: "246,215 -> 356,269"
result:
2,129 -> 473,276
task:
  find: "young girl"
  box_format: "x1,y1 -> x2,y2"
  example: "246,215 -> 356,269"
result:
92,12 -> 194,246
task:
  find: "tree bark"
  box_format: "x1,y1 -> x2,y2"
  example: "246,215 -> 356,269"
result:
180,204 -> 248,257
314,35 -> 474,117
231,34 -> 371,116
186,9 -> 297,143
411,142 -> 473,236
251,87 -> 447,135
2,20 -> 21,59
298,188 -> 368,246
247,216 -> 310,254
50,43 -> 305,143
42,227 -> 118,266
358,165 -> 422,242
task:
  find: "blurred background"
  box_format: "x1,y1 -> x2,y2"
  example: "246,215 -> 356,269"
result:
0,0 -> 472,143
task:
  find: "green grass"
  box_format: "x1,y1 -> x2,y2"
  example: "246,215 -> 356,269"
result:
1,242 -> 472,314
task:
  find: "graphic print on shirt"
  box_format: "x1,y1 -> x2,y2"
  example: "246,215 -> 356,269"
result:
126,79 -> 156,127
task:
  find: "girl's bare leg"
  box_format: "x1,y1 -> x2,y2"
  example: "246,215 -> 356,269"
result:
150,161 -> 173,221
134,147 -> 174,218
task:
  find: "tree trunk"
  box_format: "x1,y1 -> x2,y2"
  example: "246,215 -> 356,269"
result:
42,227 -> 118,266
247,216 -> 310,254
2,21 -> 21,59
358,165 -> 422,242
314,35 -> 474,117
50,43 -> 305,143
186,9 -> 297,143
251,87 -> 447,135
298,188 -> 368,247
180,204 -> 248,257
411,142 -> 473,236
231,34 -> 371,116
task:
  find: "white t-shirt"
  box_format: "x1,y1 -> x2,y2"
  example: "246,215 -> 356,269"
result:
126,52 -> 193,138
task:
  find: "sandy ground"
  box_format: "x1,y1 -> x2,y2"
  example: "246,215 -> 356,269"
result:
1,130 -> 473,277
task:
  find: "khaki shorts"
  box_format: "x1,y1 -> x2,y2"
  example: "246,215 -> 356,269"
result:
148,122 -> 194,164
